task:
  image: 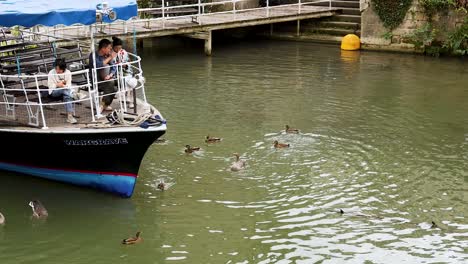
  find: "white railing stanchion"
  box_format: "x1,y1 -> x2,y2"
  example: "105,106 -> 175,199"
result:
34,76 -> 48,129
267,0 -> 270,17
298,0 -> 301,14
85,71 -> 96,123
233,0 -> 237,14
329,0 -> 332,10
198,0 -> 201,22
162,0 -> 166,29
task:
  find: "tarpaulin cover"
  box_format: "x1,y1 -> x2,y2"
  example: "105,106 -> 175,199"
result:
0,0 -> 137,27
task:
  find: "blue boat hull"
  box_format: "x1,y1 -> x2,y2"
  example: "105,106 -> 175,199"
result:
0,127 -> 165,197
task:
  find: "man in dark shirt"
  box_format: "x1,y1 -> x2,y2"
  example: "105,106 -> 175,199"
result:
88,38 -> 118,113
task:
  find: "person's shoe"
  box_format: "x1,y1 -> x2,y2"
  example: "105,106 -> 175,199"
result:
72,91 -> 87,100
67,115 -> 77,124
99,104 -> 112,113
77,92 -> 87,100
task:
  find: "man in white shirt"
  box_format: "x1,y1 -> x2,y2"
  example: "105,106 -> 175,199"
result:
47,59 -> 77,124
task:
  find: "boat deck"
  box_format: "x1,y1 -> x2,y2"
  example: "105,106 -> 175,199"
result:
0,89 -> 158,130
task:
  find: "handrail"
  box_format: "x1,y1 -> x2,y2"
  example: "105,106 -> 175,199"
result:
0,52 -> 147,129
30,0 -> 334,38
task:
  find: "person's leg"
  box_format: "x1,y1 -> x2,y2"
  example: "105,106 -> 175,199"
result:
50,89 -> 76,123
98,80 -> 116,107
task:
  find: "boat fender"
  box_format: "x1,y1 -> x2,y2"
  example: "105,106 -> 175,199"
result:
154,114 -> 166,124
139,121 -> 150,129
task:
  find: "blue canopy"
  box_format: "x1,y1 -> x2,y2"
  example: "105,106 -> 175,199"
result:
0,0 -> 138,27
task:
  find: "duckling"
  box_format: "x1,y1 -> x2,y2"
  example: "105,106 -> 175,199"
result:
29,200 -> 48,219
430,221 -> 438,229
339,209 -> 344,215
285,125 -> 299,134
274,140 -> 290,148
185,145 -> 200,154
230,153 -> 246,172
157,179 -> 166,191
0,212 -> 5,225
122,231 -> 142,245
205,135 -> 222,143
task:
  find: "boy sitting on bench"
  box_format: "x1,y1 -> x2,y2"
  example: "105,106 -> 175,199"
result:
47,58 -> 77,124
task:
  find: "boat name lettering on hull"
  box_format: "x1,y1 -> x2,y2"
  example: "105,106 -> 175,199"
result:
64,138 -> 129,146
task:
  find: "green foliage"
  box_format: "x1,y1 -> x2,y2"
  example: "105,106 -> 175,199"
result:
444,17 -> 468,55
137,0 -> 151,8
419,0 -> 453,17
406,23 -> 437,48
382,31 -> 394,40
420,0 -> 468,16
405,23 -> 444,56
373,0 -> 414,29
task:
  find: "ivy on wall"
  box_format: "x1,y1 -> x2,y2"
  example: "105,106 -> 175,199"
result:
372,0 -> 414,29
419,0 -> 452,17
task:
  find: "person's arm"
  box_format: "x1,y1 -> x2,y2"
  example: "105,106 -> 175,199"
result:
65,70 -> 72,87
47,72 -> 57,90
109,59 -> 117,77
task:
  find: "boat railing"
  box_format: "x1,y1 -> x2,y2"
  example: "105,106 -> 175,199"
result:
0,53 -> 148,129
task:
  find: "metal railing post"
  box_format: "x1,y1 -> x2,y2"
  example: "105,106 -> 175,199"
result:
299,0 -> 301,14
267,0 -> 269,17
162,0 -> 166,29
198,0 -> 201,21
85,71 -> 96,122
233,0 -> 237,14
34,76 -> 48,129
329,0 -> 332,10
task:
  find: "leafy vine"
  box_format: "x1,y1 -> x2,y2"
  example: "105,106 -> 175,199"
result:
372,0 -> 414,29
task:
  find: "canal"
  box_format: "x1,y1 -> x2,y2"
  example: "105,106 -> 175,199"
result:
0,39 -> 467,263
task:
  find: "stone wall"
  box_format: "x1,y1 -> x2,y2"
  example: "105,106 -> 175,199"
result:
361,0 -> 466,52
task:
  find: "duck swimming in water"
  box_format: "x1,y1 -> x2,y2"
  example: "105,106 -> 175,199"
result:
230,153 -> 246,172
29,200 -> 48,219
285,125 -> 299,134
205,135 -> 222,143
431,221 -> 438,229
157,179 -> 166,191
274,140 -> 290,148
185,145 -> 200,154
0,212 -> 5,225
122,231 -> 142,245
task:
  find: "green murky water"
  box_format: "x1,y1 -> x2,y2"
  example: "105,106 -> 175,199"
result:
1,39 -> 467,263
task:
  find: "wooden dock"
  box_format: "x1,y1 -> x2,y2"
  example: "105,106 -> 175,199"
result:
36,4 -> 340,55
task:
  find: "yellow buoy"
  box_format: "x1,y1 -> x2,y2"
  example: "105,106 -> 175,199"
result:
341,34 -> 361,51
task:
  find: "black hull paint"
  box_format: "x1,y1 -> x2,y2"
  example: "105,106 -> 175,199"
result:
0,128 -> 165,197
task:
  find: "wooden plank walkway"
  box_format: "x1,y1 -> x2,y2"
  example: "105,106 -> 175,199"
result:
46,5 -> 340,40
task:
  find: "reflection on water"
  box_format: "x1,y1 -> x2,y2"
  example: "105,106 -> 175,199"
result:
1,39 -> 468,263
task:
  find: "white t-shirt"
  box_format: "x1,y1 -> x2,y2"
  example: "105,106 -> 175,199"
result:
47,68 -> 72,95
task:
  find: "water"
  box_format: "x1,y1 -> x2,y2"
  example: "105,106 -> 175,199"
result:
1,39 -> 467,263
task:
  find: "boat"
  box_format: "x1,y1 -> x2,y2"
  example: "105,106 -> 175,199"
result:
0,1 -> 166,197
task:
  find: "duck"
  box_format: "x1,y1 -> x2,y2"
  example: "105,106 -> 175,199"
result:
0,212 -> 5,225
274,140 -> 290,148
339,209 -> 344,215
185,145 -> 200,154
205,135 -> 222,143
157,179 -> 166,191
285,125 -> 299,134
230,153 -> 246,172
430,221 -> 438,229
122,231 -> 142,245
29,200 -> 48,219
